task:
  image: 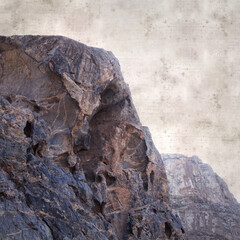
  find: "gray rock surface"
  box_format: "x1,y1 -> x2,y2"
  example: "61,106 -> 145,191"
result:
162,154 -> 240,240
0,35 -> 184,240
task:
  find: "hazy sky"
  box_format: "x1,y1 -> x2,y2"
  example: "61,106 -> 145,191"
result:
1,0 -> 240,201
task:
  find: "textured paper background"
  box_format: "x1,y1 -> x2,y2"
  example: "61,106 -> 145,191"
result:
0,0 -> 239,201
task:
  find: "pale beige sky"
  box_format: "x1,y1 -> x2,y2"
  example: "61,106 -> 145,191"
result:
1,0 -> 240,201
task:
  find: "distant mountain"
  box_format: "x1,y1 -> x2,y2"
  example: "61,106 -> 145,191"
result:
162,154 -> 240,240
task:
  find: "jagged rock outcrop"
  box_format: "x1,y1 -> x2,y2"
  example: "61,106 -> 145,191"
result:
162,154 -> 240,240
0,36 -> 184,240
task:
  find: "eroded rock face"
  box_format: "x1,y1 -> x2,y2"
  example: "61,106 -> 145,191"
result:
162,154 -> 240,240
0,36 -> 184,240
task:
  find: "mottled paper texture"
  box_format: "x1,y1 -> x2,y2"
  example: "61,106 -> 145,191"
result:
0,0 -> 239,201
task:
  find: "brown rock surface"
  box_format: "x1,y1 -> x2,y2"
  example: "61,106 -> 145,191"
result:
162,154 -> 240,240
0,36 -> 184,240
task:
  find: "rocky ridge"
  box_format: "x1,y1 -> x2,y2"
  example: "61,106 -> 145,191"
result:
162,154 -> 240,240
0,36 -> 184,240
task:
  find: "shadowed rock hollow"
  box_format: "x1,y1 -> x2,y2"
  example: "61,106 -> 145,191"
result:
0,36 -> 184,240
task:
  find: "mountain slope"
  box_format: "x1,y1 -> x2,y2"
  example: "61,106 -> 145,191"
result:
162,154 -> 240,240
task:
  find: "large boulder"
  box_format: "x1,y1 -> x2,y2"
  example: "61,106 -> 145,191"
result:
0,35 -> 184,240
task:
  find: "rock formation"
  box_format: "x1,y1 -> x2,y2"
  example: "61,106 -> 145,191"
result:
0,36 -> 184,240
162,154 -> 240,240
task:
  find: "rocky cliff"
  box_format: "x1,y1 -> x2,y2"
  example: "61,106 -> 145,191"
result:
162,154 -> 240,240
0,35 -> 184,240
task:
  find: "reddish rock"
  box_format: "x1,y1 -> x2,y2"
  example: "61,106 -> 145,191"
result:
162,154 -> 240,240
0,36 -> 184,240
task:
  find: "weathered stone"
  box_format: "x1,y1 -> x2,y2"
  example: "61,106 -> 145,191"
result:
0,36 -> 184,240
162,154 -> 240,240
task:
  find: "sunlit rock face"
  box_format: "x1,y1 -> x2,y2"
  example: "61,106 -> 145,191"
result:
0,36 -> 184,240
162,154 -> 240,240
